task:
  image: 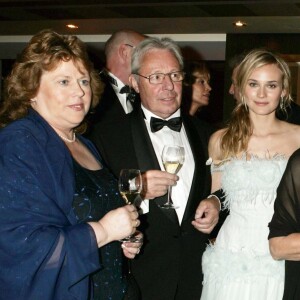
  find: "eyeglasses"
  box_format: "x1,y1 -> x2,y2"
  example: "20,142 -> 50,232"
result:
124,43 -> 135,48
134,71 -> 185,85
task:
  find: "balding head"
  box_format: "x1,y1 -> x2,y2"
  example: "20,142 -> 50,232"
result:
105,29 -> 146,84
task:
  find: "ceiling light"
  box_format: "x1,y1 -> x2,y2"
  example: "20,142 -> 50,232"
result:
66,24 -> 79,29
233,21 -> 247,27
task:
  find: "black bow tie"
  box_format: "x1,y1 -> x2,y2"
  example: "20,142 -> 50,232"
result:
120,85 -> 131,94
150,117 -> 182,132
120,85 -> 136,103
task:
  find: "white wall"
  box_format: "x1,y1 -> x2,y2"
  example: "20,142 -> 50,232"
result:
0,34 -> 226,60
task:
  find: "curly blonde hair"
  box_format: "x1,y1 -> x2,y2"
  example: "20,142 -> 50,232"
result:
0,29 -> 103,133
221,48 -> 292,159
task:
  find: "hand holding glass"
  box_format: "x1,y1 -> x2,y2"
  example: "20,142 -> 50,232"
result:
160,145 -> 185,209
118,169 -> 143,242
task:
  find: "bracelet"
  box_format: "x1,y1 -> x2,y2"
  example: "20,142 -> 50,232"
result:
207,194 -> 221,211
210,189 -> 224,201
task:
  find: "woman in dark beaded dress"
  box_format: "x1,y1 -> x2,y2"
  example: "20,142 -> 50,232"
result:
72,160 -> 129,299
0,29 -> 142,300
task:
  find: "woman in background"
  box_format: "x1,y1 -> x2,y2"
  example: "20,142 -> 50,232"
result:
0,29 -> 141,300
182,60 -> 212,116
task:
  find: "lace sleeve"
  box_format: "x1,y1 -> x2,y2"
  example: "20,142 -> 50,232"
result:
269,148 -> 300,239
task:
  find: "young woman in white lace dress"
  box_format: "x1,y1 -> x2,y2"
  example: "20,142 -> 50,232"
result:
200,49 -> 300,300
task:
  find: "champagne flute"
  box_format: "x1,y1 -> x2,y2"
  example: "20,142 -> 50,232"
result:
160,145 -> 185,209
119,169 -> 143,242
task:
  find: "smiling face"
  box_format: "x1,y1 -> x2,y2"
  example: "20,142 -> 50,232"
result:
192,72 -> 211,108
130,49 -> 182,119
244,63 -> 285,116
31,60 -> 91,132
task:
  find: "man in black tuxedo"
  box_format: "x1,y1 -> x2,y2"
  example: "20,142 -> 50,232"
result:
86,29 -> 146,132
89,37 -> 220,300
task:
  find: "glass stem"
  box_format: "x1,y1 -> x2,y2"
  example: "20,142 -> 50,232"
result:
166,185 -> 172,205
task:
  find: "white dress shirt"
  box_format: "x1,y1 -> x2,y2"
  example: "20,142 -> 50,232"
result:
140,105 -> 195,223
108,72 -> 133,114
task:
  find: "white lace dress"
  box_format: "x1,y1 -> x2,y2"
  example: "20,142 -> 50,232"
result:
200,155 -> 287,300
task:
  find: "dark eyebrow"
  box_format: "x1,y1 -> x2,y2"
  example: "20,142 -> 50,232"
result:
247,79 -> 278,83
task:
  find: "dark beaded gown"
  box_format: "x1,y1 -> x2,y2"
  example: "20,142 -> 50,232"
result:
72,159 -> 127,300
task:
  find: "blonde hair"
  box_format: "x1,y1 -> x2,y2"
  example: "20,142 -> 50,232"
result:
220,48 -> 292,159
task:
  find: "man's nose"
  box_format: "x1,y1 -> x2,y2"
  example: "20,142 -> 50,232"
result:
162,74 -> 175,90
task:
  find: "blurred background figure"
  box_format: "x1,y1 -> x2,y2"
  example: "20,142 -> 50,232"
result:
182,60 -> 212,116
228,53 -> 245,104
86,29 -> 146,134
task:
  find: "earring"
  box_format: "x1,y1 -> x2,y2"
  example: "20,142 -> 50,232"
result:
241,96 -> 248,111
280,96 -> 284,111
30,98 -> 37,105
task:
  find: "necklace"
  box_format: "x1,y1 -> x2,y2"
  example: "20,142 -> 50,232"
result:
58,132 -> 76,143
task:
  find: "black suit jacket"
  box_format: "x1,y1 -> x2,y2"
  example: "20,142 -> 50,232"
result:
86,71 -> 141,136
90,107 -> 212,300
85,71 -> 127,136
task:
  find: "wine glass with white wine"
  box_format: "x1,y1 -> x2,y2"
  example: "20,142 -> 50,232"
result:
118,169 -> 143,242
160,145 -> 185,209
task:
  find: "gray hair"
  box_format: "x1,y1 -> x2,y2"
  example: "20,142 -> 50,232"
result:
131,37 -> 183,74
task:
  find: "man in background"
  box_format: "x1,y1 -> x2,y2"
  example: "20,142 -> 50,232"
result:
87,29 -> 146,132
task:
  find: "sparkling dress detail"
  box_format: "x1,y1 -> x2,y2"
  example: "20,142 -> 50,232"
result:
72,159 -> 127,300
200,154 -> 287,300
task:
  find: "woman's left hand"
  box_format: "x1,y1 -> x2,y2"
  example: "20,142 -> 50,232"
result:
121,231 -> 143,259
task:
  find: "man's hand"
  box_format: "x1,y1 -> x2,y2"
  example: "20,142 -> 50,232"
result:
192,196 -> 220,234
141,170 -> 178,199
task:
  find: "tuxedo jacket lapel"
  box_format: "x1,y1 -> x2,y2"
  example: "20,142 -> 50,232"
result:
181,115 -> 210,224
87,72 -> 126,133
100,75 -> 124,114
